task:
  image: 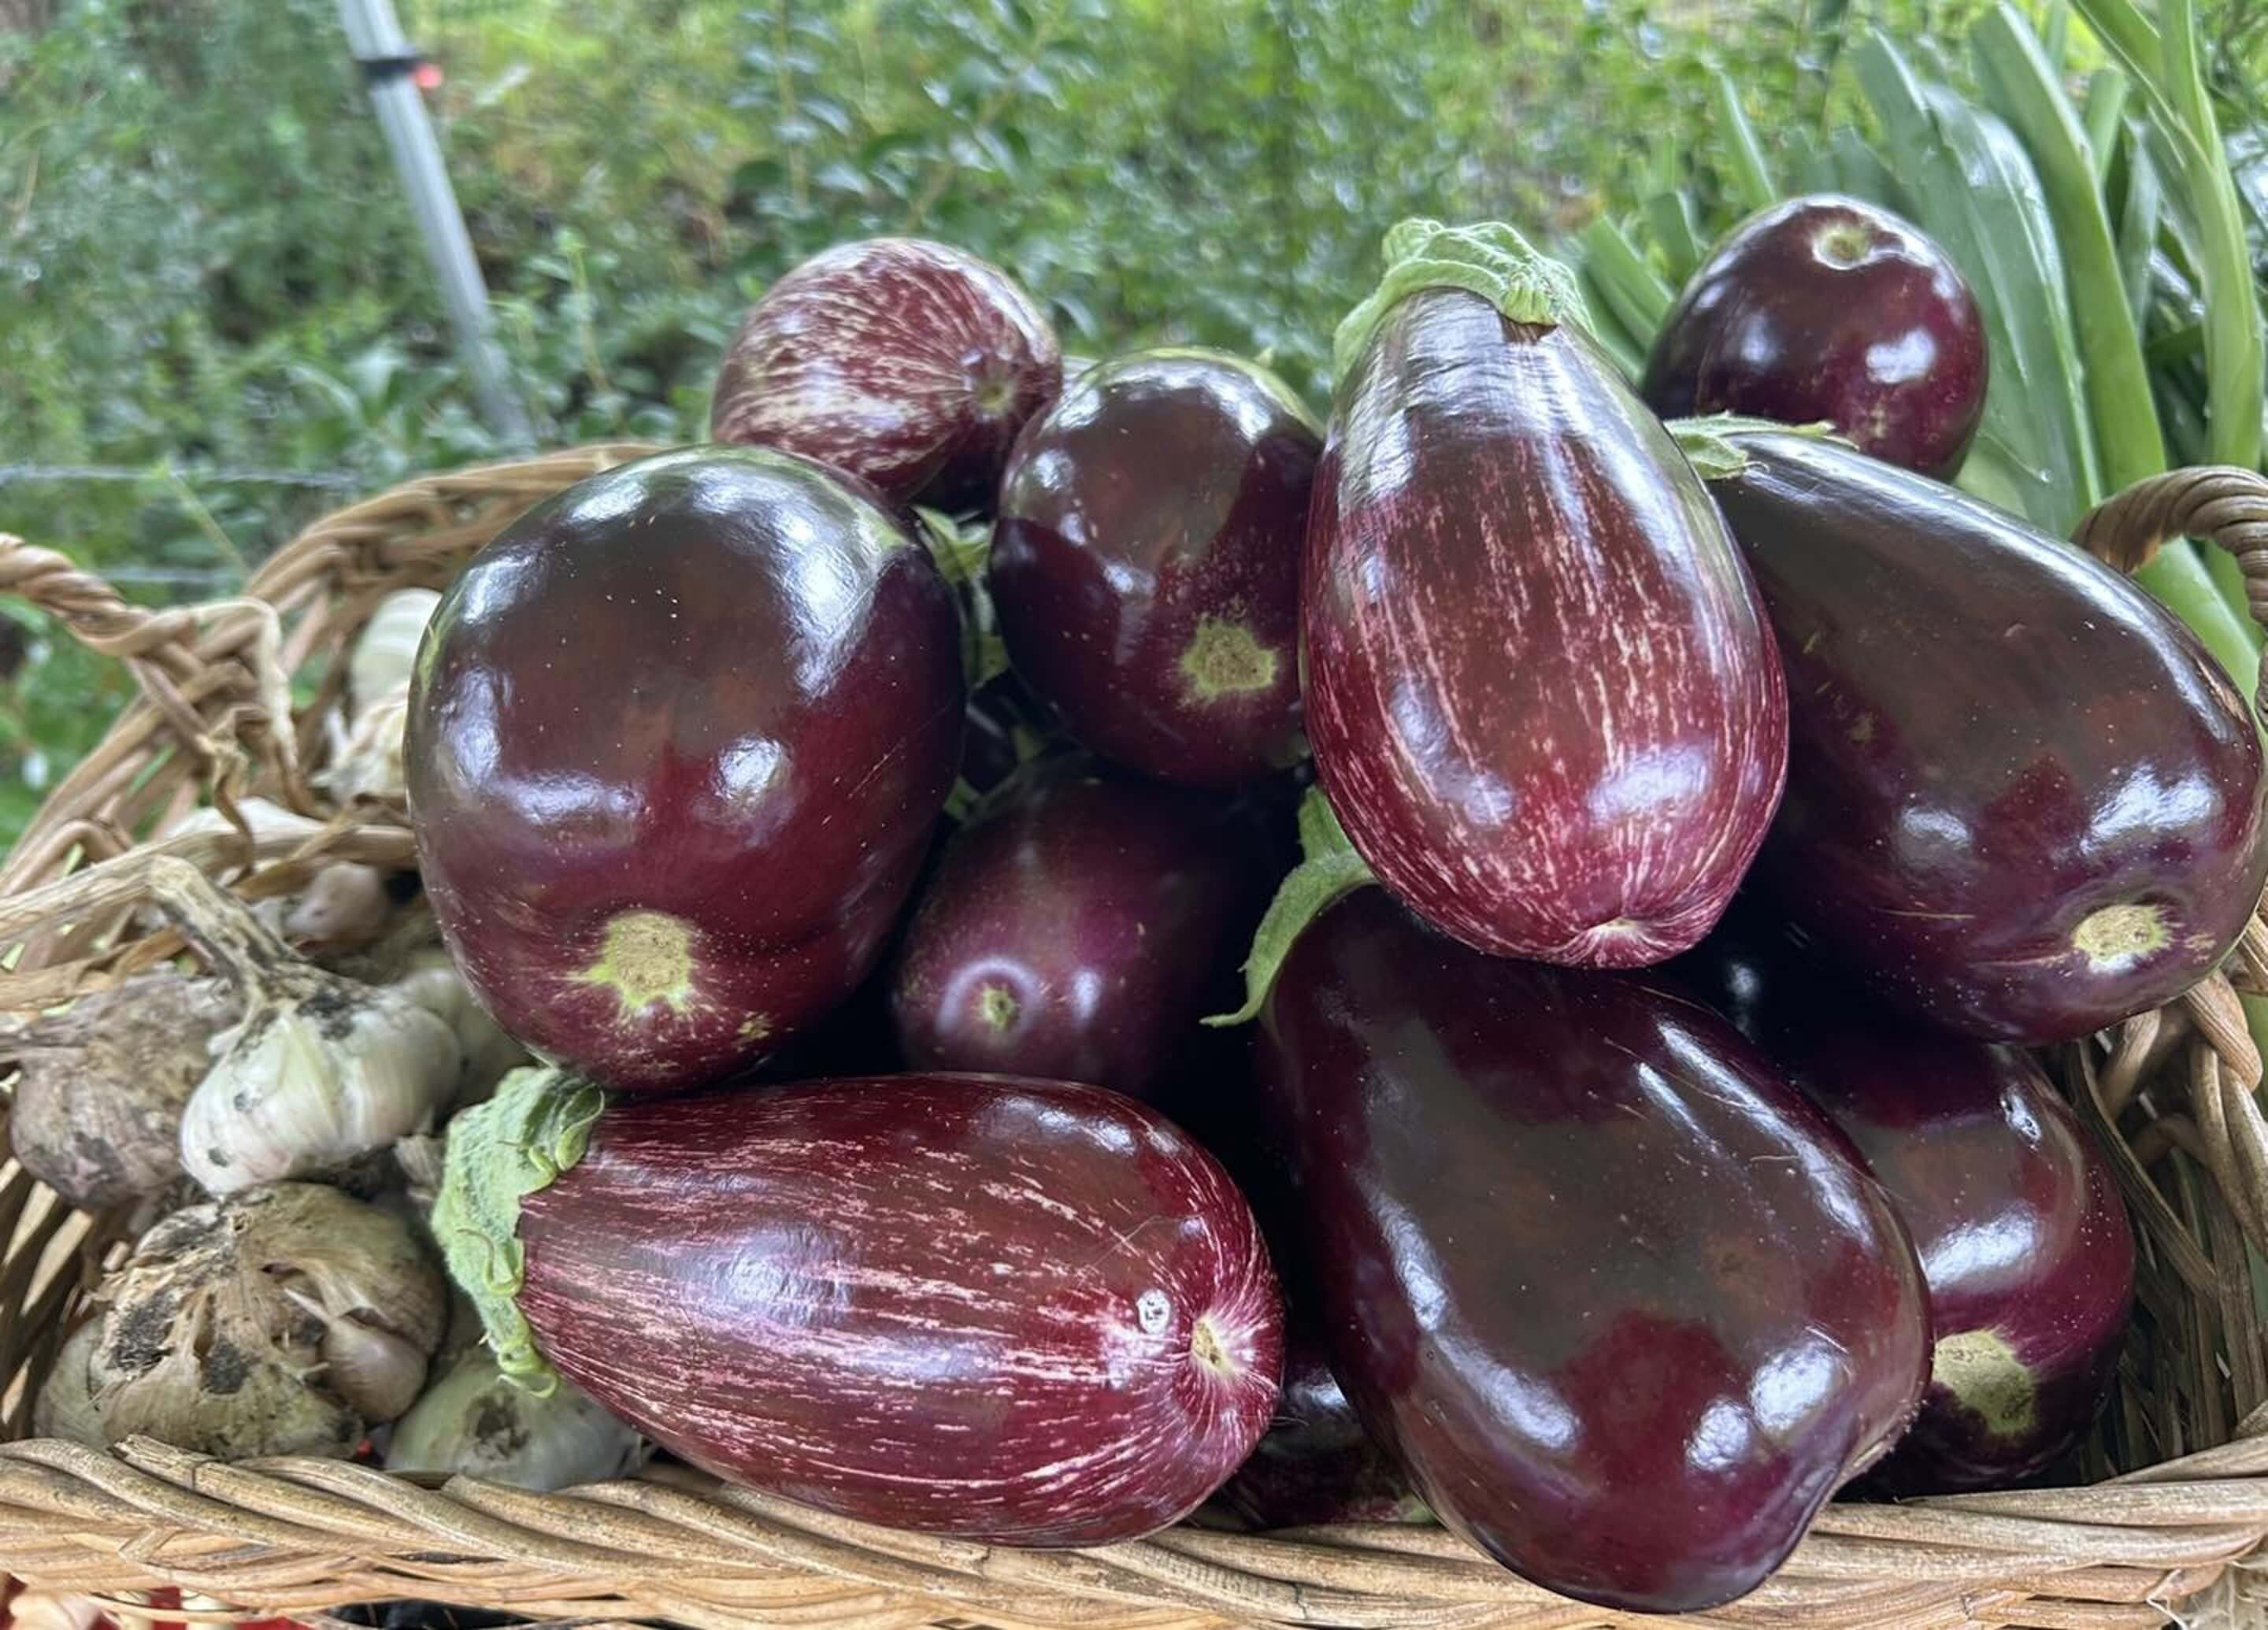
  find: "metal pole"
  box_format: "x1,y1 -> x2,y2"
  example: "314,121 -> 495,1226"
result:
338,0 -> 534,446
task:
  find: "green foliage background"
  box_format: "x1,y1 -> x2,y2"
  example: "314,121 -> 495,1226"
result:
0,0 -> 2257,840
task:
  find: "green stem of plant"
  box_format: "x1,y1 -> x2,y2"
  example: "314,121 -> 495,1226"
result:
1577,217 -> 1673,348
2133,546 -> 2264,700
2081,69 -> 2129,184
1710,68 -> 1778,215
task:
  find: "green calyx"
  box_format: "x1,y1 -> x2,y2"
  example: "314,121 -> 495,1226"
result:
1332,217 -> 1589,388
1205,785 -> 1376,1028
1665,413 -> 1850,480
429,1065 -> 606,1396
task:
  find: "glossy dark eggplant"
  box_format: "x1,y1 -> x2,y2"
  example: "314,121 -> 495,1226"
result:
1255,889 -> 1929,1613
1218,1313 -> 1427,1528
1643,196 -> 1988,478
1306,247 -> 1786,968
710,237 -> 1062,508
991,348 -> 1319,786
407,447 -> 965,1091
439,1069 -> 1284,1546
1675,913 -> 2136,1493
1709,433 -> 2268,1042
890,766 -> 1269,1097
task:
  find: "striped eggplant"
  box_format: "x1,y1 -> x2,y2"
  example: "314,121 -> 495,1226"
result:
1675,908 -> 2136,1493
434,1069 -> 1284,1547
1255,888 -> 1929,1613
1305,221 -> 1786,968
407,447 -> 964,1092
1701,432 -> 2268,1042
991,348 -> 1320,785
710,237 -> 1062,509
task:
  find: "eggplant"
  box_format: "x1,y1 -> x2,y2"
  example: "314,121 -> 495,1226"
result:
990,348 -> 1319,787
1255,888 -> 1929,1613
710,237 -> 1061,509
1707,432 -> 2268,1042
407,447 -> 964,1092
435,1069 -> 1284,1547
1643,196 -> 1988,478
1218,1313 -> 1427,1528
890,767 -> 1270,1097
1306,221 -> 1786,968
1675,912 -> 2136,1493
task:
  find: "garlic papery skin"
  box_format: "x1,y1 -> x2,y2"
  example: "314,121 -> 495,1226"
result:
65,1182 -> 446,1458
391,947 -> 528,1107
350,589 -> 440,717
321,689 -> 411,804
6,1591 -> 106,1630
4,971 -> 238,1211
283,861 -> 393,949
146,858 -> 459,1197
386,1343 -> 645,1491
32,1320 -> 105,1446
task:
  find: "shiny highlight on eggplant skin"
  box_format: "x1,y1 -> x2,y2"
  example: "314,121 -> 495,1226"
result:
510,1075 -> 1286,1547
1303,289 -> 1788,969
1254,891 -> 1929,1613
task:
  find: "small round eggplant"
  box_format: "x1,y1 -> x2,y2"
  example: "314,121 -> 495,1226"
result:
1218,1314 -> 1427,1528
889,767 -> 1269,1097
1256,889 -> 1928,1613
991,348 -> 1320,787
710,237 -> 1062,509
1708,433 -> 2268,1042
1675,914 -> 2136,1494
437,1069 -> 1284,1547
1309,246 -> 1787,968
407,447 -> 965,1092
1642,195 -> 1988,478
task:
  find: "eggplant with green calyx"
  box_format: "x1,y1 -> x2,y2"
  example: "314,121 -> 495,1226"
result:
991,347 -> 1320,787
710,238 -> 1062,509
1691,428 -> 2268,1043
890,764 -> 1271,1098
1254,887 -> 1928,1613
1643,196 -> 1988,479
407,446 -> 965,1092
1303,220 -> 1785,969
434,1068 -> 1284,1547
1673,908 -> 2135,1494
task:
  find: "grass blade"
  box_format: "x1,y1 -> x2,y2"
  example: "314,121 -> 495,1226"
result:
1579,216 -> 1675,349
2083,68 -> 2130,184
1710,69 -> 1779,216
1645,190 -> 1704,285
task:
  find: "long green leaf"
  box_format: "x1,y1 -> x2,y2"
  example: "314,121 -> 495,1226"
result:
1645,190 -> 1704,285
1855,32 -> 2099,534
1827,126 -> 1917,217
1710,69 -> 1778,214
1573,262 -> 1648,380
1973,5 -> 2166,492
2116,128 -> 2165,328
2082,69 -> 2130,184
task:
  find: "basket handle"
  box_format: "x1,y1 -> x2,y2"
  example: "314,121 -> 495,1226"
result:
2071,465 -> 2268,723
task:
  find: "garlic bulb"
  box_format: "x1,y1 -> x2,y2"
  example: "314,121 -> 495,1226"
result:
391,947 -> 528,1107
148,860 -> 459,1195
350,588 -> 440,717
32,1319 -> 104,1445
322,588 -> 439,806
386,1343 -> 646,1491
46,1182 -> 447,1457
281,860 -> 394,948
3,972 -> 239,1211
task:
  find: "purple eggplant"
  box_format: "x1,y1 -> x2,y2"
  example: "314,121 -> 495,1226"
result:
407,447 -> 964,1092
710,238 -> 1062,509
435,1069 -> 1284,1547
1676,913 -> 2136,1493
1707,432 -> 2268,1042
1306,222 -> 1786,968
1219,1314 -> 1428,1528
890,766 -> 1269,1097
1255,888 -> 1928,1613
990,348 -> 1319,787
1643,196 -> 1988,478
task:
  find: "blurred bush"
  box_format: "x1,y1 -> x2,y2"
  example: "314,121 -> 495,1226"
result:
4,0 -> 2254,839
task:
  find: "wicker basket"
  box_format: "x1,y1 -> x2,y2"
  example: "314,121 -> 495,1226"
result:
6,446 -> 2268,1630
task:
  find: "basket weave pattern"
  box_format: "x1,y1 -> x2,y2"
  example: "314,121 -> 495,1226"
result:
3,448 -> 2268,1630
